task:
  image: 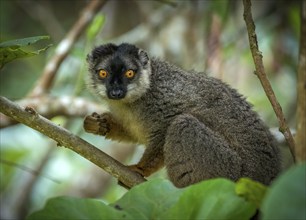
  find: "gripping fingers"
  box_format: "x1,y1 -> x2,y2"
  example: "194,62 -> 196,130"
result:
83,112 -> 111,136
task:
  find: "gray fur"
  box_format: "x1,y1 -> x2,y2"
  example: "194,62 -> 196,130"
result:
85,43 -> 281,187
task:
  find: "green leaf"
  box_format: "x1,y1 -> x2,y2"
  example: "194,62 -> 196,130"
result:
235,177 -> 267,208
261,163 -> 306,220
112,179 -> 183,219
0,46 -> 51,66
0,36 -> 51,68
27,196 -> 133,220
161,178 -> 256,220
0,36 -> 50,48
86,14 -> 105,41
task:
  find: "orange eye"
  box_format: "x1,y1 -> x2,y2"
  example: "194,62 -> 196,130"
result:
125,70 -> 135,78
99,69 -> 108,78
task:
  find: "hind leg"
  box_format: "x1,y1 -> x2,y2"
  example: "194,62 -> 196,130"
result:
164,114 -> 242,188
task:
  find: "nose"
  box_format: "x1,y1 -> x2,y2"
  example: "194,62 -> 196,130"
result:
109,88 -> 124,99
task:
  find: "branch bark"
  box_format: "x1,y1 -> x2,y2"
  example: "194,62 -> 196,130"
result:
296,0 -> 306,162
0,96 -> 146,189
28,0 -> 107,97
0,95 -> 106,128
242,0 -> 296,161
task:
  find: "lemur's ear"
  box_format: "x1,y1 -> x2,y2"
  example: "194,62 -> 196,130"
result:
138,49 -> 150,67
87,43 -> 118,63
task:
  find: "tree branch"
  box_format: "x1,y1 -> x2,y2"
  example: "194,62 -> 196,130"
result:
242,0 -> 296,161
0,96 -> 146,189
0,95 -> 106,128
296,0 -> 306,162
28,0 -> 107,97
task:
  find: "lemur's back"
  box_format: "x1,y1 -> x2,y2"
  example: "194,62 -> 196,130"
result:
141,59 -> 281,185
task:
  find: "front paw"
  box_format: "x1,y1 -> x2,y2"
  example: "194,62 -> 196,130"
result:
127,164 -> 150,177
83,112 -> 111,136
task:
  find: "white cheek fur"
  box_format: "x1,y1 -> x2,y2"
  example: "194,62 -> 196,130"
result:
85,73 -> 108,99
124,67 -> 151,101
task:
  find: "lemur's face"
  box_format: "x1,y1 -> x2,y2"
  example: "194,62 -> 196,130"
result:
86,43 -> 151,102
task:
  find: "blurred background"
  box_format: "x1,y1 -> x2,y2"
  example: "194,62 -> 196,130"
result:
0,0 -> 300,219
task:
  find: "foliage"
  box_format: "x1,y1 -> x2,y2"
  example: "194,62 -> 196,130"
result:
0,36 -> 51,69
261,163 -> 306,220
27,164 -> 306,220
27,178 -> 258,220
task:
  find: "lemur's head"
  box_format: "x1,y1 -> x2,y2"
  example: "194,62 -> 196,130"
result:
86,43 -> 151,102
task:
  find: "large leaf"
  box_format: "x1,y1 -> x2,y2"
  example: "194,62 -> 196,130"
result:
261,163 -> 306,220
0,36 -> 51,68
161,178 -> 256,220
26,196 -> 133,220
112,178 -> 183,219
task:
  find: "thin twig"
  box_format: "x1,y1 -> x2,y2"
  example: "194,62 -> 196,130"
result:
0,156 -> 59,183
0,96 -> 146,189
242,0 -> 296,161
10,146 -> 55,219
296,0 -> 306,162
28,0 -> 107,97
